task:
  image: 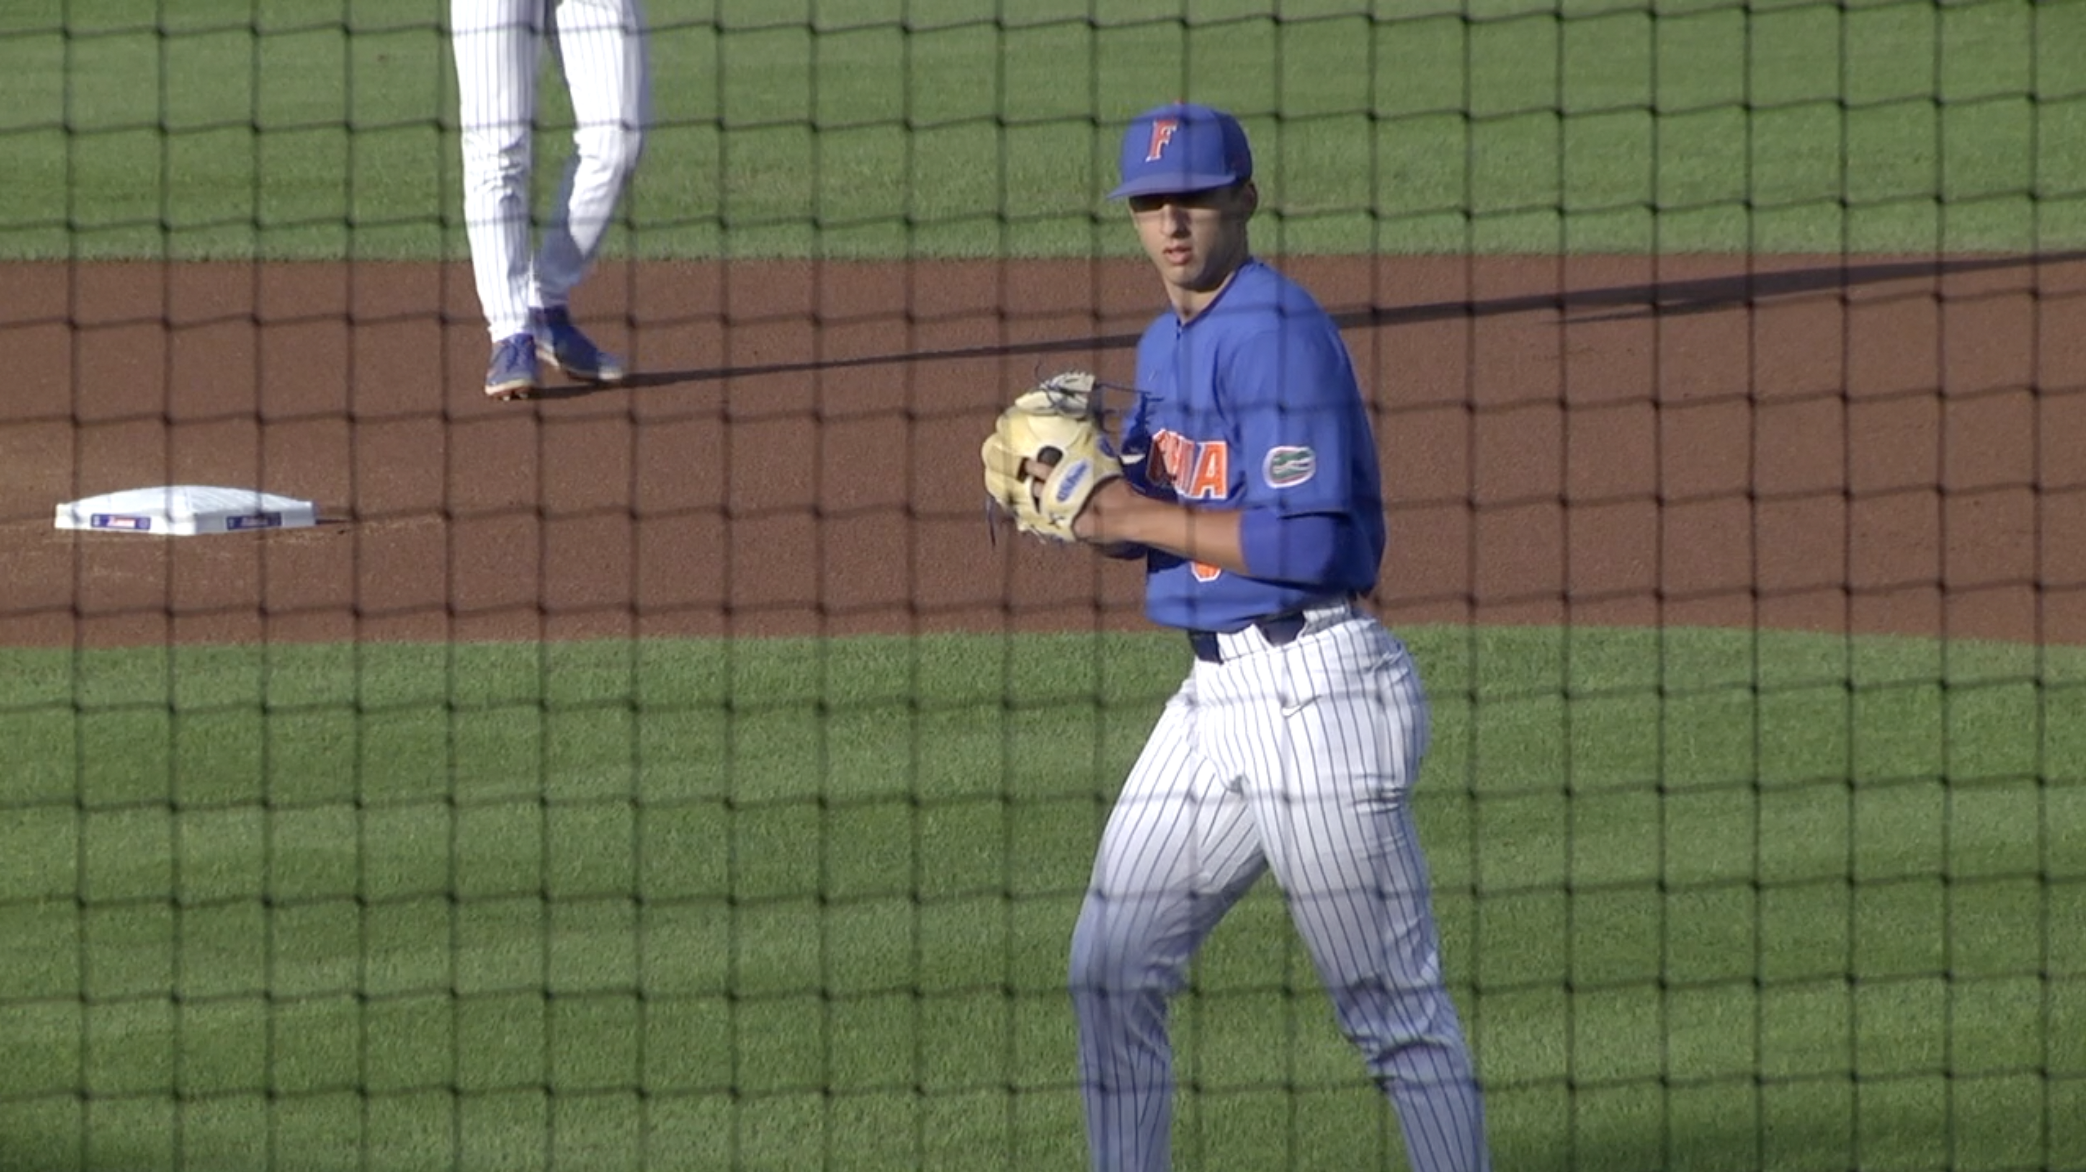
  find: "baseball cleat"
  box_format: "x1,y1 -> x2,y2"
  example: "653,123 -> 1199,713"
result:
531,306 -> 626,384
484,332 -> 541,400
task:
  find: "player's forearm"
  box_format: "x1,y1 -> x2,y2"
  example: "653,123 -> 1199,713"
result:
1078,483 -> 1251,574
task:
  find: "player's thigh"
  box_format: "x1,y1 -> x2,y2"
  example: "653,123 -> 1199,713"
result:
1075,695 -> 1264,985
1088,694 -> 1261,901
1254,626 -> 1441,981
452,0 -> 542,129
452,0 -> 543,38
550,0 -> 650,125
1268,789 -> 1442,993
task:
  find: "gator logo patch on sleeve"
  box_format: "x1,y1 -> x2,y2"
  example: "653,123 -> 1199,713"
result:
1263,445 -> 1316,488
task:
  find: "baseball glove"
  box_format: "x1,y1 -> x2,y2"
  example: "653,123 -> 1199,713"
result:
981,371 -> 1123,543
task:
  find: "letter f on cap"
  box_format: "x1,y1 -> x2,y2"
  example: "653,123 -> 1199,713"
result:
1110,102 -> 1253,200
1144,119 -> 1178,162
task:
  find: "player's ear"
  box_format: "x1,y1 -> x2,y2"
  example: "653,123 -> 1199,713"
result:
1234,180 -> 1259,218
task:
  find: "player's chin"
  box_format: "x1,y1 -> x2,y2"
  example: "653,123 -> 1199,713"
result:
1150,248 -> 1196,277
1170,259 -> 1234,292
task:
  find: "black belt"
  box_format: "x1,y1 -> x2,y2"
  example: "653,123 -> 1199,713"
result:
1187,610 -> 1312,664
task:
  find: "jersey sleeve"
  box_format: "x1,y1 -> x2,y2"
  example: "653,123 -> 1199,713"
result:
1223,318 -> 1368,517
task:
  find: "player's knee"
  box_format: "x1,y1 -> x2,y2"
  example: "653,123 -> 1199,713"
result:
1369,1035 -> 1476,1093
1067,911 -> 1114,992
1336,985 -> 1473,1079
579,125 -> 645,181
462,126 -> 531,167
1068,902 -> 1159,996
461,132 -> 532,191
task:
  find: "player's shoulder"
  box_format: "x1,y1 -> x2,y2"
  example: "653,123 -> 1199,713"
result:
1210,263 -> 1359,407
1208,260 -> 1336,337
1240,258 -> 1331,310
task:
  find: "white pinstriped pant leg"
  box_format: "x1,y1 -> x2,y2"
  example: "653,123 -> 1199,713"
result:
534,0 -> 649,309
1071,685 -> 1268,1172
452,0 -> 542,339
1199,619 -> 1490,1172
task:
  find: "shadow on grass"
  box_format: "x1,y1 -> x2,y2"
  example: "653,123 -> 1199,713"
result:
535,251 -> 2086,400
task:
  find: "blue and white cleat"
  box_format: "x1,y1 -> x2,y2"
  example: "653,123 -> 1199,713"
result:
530,306 -> 627,385
484,332 -> 541,401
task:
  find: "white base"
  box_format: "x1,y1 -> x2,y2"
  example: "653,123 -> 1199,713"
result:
55,485 -> 318,536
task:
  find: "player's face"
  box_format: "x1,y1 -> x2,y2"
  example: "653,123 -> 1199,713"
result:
1129,181 -> 1256,304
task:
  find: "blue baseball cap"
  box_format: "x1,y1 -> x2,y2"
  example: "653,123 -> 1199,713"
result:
1108,102 -> 1254,200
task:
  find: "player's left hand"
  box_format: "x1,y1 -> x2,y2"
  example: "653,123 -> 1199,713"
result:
981,371 -> 1124,543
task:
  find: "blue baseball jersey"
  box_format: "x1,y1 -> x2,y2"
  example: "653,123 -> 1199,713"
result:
1118,258 -> 1385,633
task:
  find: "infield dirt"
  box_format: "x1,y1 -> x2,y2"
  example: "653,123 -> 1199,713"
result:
4,252 -> 2083,649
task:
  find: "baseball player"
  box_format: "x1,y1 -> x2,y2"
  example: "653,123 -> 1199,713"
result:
451,0 -> 648,400
983,103 -> 1490,1172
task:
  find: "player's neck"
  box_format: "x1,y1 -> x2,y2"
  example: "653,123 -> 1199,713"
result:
1167,251 -> 1252,322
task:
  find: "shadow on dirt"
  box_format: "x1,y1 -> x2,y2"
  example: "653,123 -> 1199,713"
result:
535,251 -> 2083,400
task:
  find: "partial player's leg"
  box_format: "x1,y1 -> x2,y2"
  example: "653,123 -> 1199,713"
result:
1229,621 -> 1491,1172
1070,687 -> 1264,1172
452,0 -> 543,397
533,0 -> 648,382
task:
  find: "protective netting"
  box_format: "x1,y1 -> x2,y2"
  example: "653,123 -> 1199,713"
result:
1,3 -> 2081,1170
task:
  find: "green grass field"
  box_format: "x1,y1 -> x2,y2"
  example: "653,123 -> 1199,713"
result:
3,627 -> 2083,1170
2,0 -> 2085,258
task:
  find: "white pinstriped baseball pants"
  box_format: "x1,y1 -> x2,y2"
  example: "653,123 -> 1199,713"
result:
1071,608 -> 1490,1172
451,0 -> 649,339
